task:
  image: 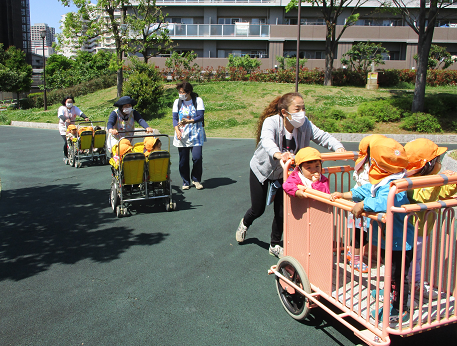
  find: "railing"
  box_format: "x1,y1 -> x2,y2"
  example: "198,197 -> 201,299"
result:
167,23 -> 270,37
156,0 -> 276,3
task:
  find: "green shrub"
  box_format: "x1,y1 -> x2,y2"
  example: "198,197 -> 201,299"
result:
400,112 -> 442,133
340,115 -> 375,133
326,107 -> 346,120
424,94 -> 456,116
123,58 -> 164,118
358,100 -> 402,122
309,116 -> 340,133
205,117 -> 249,130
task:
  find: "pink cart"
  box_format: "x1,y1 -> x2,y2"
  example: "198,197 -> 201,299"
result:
268,152 -> 457,345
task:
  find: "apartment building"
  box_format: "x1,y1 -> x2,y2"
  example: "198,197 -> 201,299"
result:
31,23 -> 55,57
0,0 -> 31,63
143,0 -> 457,70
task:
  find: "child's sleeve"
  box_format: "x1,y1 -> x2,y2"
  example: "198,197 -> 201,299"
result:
350,183 -> 371,202
283,169 -> 301,197
439,184 -> 457,199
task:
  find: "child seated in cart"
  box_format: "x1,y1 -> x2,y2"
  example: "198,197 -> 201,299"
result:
109,138 -> 134,170
143,137 -> 162,158
404,138 -> 457,300
330,137 -> 414,325
283,147 -> 330,198
66,124 -> 78,142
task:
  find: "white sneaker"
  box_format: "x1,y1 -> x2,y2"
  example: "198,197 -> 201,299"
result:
182,185 -> 190,190
415,282 -> 440,300
192,181 -> 203,190
269,245 -> 284,258
235,218 -> 248,243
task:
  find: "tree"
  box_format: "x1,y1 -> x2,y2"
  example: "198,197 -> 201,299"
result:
0,44 -> 33,106
227,54 -> 262,73
384,0 -> 454,112
58,0 -> 171,97
286,0 -> 368,86
124,0 -> 174,64
275,56 -> 308,70
413,44 -> 457,70
340,41 -> 388,74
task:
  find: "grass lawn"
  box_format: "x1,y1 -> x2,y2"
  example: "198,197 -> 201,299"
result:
1,81 -> 456,138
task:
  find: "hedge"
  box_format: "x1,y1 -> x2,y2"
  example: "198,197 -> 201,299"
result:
161,67 -> 457,87
28,73 -> 117,109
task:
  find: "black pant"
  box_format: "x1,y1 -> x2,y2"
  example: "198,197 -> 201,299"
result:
61,134 -> 67,157
178,146 -> 202,186
381,248 -> 413,311
243,169 -> 283,246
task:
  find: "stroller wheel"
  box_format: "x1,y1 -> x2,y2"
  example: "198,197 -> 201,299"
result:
111,184 -> 119,212
116,205 -> 122,218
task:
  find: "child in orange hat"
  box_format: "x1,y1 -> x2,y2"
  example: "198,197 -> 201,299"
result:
66,124 -> 78,141
346,134 -> 387,273
331,137 -> 414,325
283,147 -> 330,198
404,138 -> 456,300
143,137 -> 162,157
109,138 -> 133,169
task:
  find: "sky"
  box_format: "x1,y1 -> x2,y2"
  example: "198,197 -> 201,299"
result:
30,0 -> 79,34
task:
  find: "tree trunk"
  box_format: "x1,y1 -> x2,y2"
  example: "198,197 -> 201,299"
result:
117,67 -> 123,98
324,25 -> 335,86
411,2 -> 437,113
412,36 -> 432,113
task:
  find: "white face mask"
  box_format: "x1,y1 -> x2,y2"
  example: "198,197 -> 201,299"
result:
285,110 -> 306,128
179,94 -> 187,101
66,103 -> 73,108
123,107 -> 133,114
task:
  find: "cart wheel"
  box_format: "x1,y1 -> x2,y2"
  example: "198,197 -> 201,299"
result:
77,162 -> 82,168
111,184 -> 119,212
116,205 -> 122,218
100,155 -> 107,165
69,147 -> 75,167
275,256 -> 311,321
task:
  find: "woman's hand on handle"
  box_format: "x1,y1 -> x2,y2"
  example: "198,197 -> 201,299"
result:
109,128 -> 118,136
335,147 -> 346,153
145,127 -> 154,133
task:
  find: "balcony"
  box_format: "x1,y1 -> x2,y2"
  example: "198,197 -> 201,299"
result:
168,23 -> 270,38
155,0 -> 276,3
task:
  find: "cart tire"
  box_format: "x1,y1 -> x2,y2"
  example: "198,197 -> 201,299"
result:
116,205 -> 122,218
275,256 -> 311,321
111,184 -> 119,212
77,162 -> 82,168
69,147 -> 75,167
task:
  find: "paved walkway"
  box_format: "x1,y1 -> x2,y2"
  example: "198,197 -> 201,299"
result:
0,126 -> 456,346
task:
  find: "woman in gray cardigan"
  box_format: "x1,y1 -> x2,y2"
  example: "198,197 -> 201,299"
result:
235,92 -> 345,258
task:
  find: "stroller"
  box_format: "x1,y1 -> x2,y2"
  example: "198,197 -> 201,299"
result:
109,132 -> 175,217
67,121 -> 107,168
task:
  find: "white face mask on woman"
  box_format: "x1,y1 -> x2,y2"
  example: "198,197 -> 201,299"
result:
178,94 -> 187,101
123,107 -> 133,114
285,110 -> 306,128
66,103 -> 73,108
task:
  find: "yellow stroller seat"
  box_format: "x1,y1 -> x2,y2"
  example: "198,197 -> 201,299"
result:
147,150 -> 170,182
93,129 -> 106,149
121,152 -> 146,185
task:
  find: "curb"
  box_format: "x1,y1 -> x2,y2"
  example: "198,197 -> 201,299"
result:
7,122 -> 457,143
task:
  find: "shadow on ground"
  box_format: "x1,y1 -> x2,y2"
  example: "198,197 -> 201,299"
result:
0,183 -> 168,281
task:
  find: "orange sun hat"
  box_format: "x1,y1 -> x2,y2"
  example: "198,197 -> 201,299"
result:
143,137 -> 158,157
368,137 -> 408,184
118,138 -> 133,157
354,134 -> 386,171
294,147 -> 322,166
404,138 -> 447,173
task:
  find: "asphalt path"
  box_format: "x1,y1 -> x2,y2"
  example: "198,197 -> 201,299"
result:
0,126 -> 456,346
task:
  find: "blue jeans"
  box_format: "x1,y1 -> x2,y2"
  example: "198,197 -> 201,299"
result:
178,146 -> 202,186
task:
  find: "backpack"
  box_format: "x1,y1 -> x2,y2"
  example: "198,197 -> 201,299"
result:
178,92 -> 204,127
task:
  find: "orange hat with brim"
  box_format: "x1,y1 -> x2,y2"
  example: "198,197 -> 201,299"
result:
119,138 -> 133,157
404,138 -> 447,173
354,134 -> 386,171
143,137 -> 158,156
369,137 -> 408,184
67,124 -> 77,132
294,147 -> 322,166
